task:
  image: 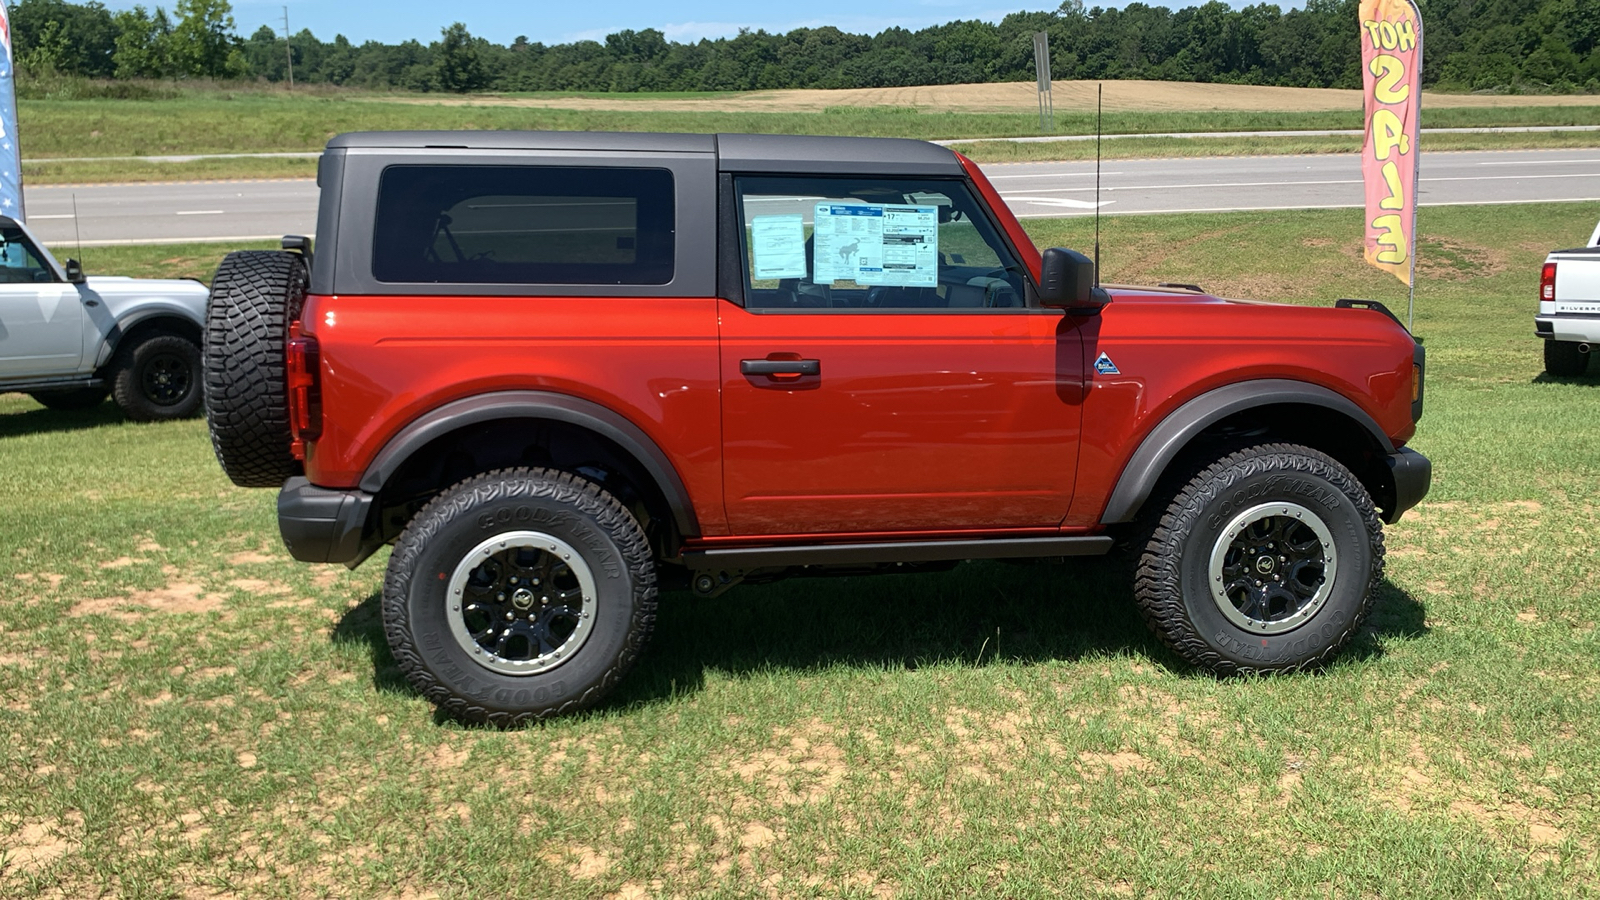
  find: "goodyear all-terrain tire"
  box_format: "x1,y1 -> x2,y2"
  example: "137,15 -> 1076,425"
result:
383,467 -> 657,725
204,250 -> 308,487
112,333 -> 203,421
29,387 -> 107,411
1544,340 -> 1590,377
1133,443 -> 1383,675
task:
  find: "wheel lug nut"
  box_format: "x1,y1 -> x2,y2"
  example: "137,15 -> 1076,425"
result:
505,612 -> 514,621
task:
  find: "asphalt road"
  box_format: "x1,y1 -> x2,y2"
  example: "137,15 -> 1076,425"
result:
18,148 -> 1600,247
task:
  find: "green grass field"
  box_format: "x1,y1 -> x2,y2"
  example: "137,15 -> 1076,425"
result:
16,91 -> 1600,183
1,203 -> 1597,897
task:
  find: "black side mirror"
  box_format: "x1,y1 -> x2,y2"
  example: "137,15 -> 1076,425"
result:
63,258 -> 86,284
1037,247 -> 1108,312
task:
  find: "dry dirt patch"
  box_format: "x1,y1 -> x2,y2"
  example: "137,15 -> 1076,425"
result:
730,718 -> 847,805
70,578 -> 225,620
1,812 -> 84,875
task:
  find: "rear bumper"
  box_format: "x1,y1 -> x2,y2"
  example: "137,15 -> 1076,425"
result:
277,477 -> 379,567
1535,315 -> 1600,343
1382,447 -> 1431,524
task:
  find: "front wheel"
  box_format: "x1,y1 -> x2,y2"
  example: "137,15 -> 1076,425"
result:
1133,443 -> 1383,675
382,468 -> 657,725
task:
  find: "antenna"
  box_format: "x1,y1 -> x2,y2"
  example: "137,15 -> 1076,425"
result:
1093,82 -> 1102,287
71,193 -> 82,264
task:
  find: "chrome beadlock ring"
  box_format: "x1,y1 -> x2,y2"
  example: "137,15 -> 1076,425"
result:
446,531 -> 598,676
1207,501 -> 1338,636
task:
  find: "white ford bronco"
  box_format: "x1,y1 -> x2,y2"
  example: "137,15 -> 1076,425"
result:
0,215 -> 209,419
1537,218 -> 1600,377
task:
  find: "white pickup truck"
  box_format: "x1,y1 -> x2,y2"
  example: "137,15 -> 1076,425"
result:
1537,218 -> 1600,377
0,215 -> 209,419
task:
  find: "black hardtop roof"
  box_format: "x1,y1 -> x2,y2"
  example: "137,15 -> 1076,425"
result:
325,131 -> 963,176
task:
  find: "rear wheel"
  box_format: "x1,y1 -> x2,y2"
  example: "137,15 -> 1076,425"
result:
1544,340 -> 1590,377
204,250 -> 308,487
1133,443 -> 1383,675
382,467 -> 657,725
29,387 -> 107,411
112,333 -> 203,421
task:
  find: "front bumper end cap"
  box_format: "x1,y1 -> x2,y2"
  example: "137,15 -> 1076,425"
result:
1382,447 -> 1431,524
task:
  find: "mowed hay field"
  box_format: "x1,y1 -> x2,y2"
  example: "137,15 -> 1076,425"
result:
1,204 -> 1598,897
18,79 -> 1600,182
470,78 -> 1600,113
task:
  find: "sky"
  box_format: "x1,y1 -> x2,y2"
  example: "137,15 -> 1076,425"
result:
92,1 -> 1066,47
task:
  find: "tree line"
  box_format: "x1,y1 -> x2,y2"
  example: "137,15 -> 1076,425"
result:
10,0 -> 1600,95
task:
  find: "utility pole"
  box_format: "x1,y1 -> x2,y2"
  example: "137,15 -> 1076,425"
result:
282,6 -> 295,90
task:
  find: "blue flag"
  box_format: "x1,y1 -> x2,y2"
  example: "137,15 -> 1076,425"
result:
0,1 -> 22,220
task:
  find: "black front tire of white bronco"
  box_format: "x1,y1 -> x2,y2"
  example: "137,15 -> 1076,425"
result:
1133,443 -> 1384,675
383,468 -> 657,724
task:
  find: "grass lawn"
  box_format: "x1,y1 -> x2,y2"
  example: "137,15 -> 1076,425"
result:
1,203 -> 1597,897
15,89 -> 1600,183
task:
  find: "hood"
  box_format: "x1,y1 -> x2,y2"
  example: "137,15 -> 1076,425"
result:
1102,282 -> 1231,304
85,275 -> 210,297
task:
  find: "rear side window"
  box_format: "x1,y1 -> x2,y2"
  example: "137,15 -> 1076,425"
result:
371,165 -> 675,285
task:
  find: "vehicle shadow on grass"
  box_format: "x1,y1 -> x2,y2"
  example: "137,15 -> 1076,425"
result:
0,400 -> 125,439
1531,371 -> 1600,386
331,558 -> 1429,723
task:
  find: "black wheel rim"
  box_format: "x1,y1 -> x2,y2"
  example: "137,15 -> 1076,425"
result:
1208,502 -> 1338,635
446,532 -> 597,676
141,352 -> 194,406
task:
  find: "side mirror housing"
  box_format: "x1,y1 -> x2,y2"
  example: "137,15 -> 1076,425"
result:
63,258 -> 87,284
1037,247 -> 1108,312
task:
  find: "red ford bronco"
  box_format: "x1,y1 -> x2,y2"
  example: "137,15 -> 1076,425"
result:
204,132 -> 1429,724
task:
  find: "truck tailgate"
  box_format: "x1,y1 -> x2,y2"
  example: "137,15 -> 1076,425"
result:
1554,247 -> 1600,315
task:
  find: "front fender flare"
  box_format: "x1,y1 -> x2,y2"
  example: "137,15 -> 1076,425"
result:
358,390 -> 701,539
1099,379 -> 1395,525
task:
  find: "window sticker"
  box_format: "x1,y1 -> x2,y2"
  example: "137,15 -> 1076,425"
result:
749,214 -> 807,280
880,205 -> 939,287
813,203 -> 937,287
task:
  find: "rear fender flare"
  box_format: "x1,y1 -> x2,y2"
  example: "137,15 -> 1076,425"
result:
1100,379 -> 1395,524
359,391 -> 700,539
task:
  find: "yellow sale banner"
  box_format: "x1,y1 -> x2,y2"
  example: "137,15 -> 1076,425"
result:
1361,0 -> 1422,284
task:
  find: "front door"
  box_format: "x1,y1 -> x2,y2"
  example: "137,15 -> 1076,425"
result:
720,174 -> 1084,536
0,225 -> 79,378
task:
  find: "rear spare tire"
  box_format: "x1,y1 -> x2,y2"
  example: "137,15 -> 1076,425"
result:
204,250 -> 308,487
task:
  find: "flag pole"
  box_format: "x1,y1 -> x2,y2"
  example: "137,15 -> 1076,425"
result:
1408,0 -> 1423,333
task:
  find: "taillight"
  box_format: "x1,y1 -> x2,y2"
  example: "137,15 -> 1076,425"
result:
1541,262 -> 1557,301
286,322 -> 322,455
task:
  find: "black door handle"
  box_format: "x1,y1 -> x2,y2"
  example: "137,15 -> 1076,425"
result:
740,358 -> 821,376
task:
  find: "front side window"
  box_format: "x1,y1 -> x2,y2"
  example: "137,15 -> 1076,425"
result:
372,165 -> 675,285
735,176 -> 1028,310
0,228 -> 54,284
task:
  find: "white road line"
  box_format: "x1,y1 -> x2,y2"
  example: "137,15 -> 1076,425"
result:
1003,197 -> 1113,209
985,171 -> 1122,180
995,171 -> 1600,197
58,233 -> 302,247
175,209 -> 225,215
1477,158 -> 1600,166
29,213 -> 75,219
1009,195 -> 1600,218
